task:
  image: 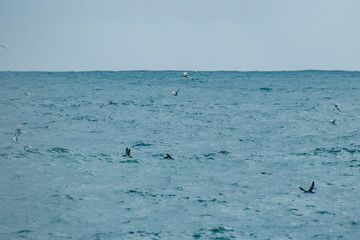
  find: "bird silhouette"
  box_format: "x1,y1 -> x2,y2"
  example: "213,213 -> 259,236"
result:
299,181 -> 315,193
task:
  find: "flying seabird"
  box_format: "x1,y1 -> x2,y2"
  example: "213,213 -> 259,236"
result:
13,123 -> 27,142
122,147 -> 133,158
299,181 -> 315,193
24,145 -> 32,151
181,72 -> 191,79
329,119 -> 336,125
24,92 -> 33,97
164,153 -> 174,159
172,89 -> 180,96
334,103 -> 341,112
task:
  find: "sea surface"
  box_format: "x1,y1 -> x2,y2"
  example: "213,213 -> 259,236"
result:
1,71 -> 360,239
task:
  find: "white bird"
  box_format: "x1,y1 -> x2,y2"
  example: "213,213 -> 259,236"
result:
334,103 -> 341,112
172,89 -> 180,96
181,72 -> 191,79
24,92 -> 33,97
329,119 -> 336,125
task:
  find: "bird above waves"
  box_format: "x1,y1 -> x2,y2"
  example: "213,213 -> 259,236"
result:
334,103 -> 341,112
122,147 -> 133,158
24,145 -> 32,151
164,153 -> 174,160
172,89 -> 180,96
299,181 -> 315,193
13,123 -> 27,143
329,119 -> 336,125
181,72 -> 191,79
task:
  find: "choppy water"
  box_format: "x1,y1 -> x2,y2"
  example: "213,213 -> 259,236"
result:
1,71 -> 360,239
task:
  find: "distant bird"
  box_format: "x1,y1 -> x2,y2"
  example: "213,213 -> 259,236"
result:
13,123 -> 27,142
181,72 -> 191,79
122,147 -> 133,158
24,92 -> 33,97
164,153 -> 174,159
24,145 -> 32,151
329,119 -> 336,125
334,103 -> 341,112
299,181 -> 315,193
172,89 -> 180,96
0,44 -> 6,49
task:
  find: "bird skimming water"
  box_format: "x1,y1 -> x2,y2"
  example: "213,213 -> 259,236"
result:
334,103 -> 341,112
181,72 -> 191,79
172,89 -> 180,96
299,181 -> 315,193
13,123 -> 27,143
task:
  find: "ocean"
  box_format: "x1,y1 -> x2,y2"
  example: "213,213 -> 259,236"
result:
1,71 -> 360,239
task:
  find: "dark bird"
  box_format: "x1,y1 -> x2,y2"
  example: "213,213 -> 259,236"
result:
299,181 -> 315,193
164,153 -> 174,159
122,147 -> 132,158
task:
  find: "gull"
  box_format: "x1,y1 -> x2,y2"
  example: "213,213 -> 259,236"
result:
24,92 -> 33,97
181,72 -> 191,79
172,89 -> 180,96
122,147 -> 133,158
299,181 -> 315,193
13,123 -> 27,142
334,103 -> 341,112
164,153 -> 174,160
329,119 -> 336,125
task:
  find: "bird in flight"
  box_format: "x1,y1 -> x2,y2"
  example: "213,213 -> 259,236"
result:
334,103 -> 341,112
122,147 -> 133,158
329,119 -> 336,125
164,153 -> 174,159
299,181 -> 315,193
172,89 -> 180,96
181,72 -> 191,79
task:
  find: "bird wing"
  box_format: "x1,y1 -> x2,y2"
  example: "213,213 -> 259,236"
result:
308,181 -> 315,192
299,187 -> 306,192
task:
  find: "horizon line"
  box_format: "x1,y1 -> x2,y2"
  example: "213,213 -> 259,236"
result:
0,69 -> 359,73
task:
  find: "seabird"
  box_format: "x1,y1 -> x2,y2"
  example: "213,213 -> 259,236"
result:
299,181 -> 315,193
334,103 -> 341,112
0,44 -> 6,49
24,145 -> 32,151
164,153 -> 174,159
329,119 -> 336,125
181,72 -> 191,79
24,92 -> 33,97
13,123 -> 27,142
172,89 -> 180,96
122,147 -> 133,158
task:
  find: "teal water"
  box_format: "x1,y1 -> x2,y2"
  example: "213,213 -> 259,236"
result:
1,71 -> 360,239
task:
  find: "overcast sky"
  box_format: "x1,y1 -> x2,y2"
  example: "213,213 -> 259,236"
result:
0,0 -> 359,71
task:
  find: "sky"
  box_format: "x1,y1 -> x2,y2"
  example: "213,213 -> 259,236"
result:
0,0 -> 359,71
